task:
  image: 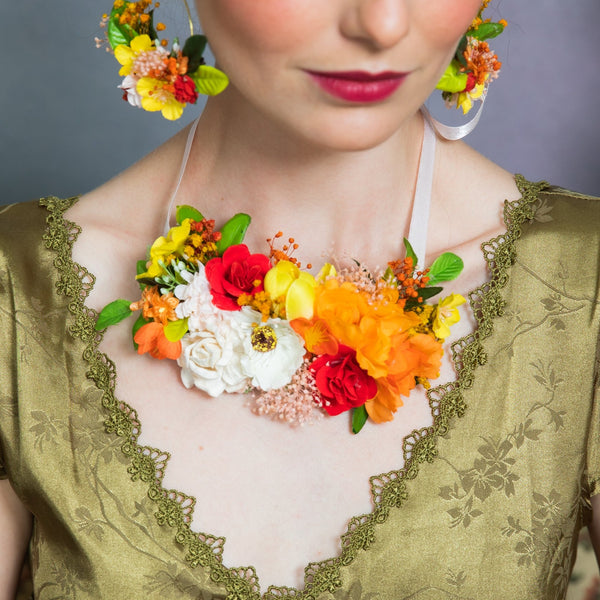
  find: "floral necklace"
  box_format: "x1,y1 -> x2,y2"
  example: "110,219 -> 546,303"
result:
97,121 -> 465,435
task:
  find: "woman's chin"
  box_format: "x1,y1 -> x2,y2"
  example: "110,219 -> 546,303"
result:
280,109 -> 420,154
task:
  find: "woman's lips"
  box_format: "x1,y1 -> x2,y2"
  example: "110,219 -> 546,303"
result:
306,70 -> 409,103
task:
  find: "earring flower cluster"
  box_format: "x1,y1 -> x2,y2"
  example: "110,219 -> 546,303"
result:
97,206 -> 465,434
436,0 -> 506,114
98,0 -> 228,120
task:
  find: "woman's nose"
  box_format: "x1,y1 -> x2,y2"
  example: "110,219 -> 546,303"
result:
340,0 -> 410,50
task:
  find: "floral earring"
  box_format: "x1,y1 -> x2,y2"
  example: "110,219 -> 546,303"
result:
435,0 -> 506,114
97,0 -> 228,120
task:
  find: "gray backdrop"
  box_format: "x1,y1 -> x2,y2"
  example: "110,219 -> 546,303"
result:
1,0 -> 599,205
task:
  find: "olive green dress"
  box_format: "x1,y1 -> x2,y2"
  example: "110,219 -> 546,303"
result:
0,177 -> 599,600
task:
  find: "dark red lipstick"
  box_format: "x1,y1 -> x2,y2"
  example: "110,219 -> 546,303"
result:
307,70 -> 409,103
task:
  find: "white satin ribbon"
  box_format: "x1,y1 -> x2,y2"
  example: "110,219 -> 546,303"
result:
407,115 -> 436,269
164,116 -> 201,235
421,88 -> 488,141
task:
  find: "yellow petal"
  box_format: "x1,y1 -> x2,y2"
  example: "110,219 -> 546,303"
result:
150,220 -> 191,259
114,45 -> 134,75
161,98 -> 185,121
439,293 -> 466,310
170,219 -> 191,246
470,83 -> 485,100
264,261 -> 299,300
130,34 -> 153,53
316,263 -> 337,283
297,271 -> 317,287
457,93 -> 473,115
286,279 -> 316,321
141,95 -> 164,112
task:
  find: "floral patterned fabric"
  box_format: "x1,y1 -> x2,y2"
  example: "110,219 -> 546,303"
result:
0,179 -> 599,599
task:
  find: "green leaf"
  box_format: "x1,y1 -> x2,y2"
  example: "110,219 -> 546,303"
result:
136,260 -> 149,277
435,61 -> 468,93
164,318 -> 189,342
352,405 -> 369,435
190,65 -> 230,96
107,18 -> 137,49
182,34 -> 208,74
176,205 -> 204,225
405,285 -> 444,310
418,286 -> 444,301
383,265 -> 396,284
216,213 -> 251,254
403,238 -> 418,269
95,299 -> 133,330
132,313 -> 149,350
136,277 -> 157,289
428,253 -> 464,285
470,22 -> 506,41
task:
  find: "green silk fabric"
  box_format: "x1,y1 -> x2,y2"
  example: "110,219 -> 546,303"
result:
0,178 -> 599,599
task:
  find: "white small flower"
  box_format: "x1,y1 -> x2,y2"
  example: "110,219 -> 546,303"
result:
175,267 -> 219,331
233,307 -> 305,391
177,319 -> 248,397
119,75 -> 142,108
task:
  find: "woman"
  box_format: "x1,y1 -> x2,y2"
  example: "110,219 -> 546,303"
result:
1,1 -> 599,598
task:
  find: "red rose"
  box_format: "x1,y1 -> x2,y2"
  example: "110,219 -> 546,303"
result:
310,345 -> 377,416
205,244 -> 271,311
174,75 -> 199,104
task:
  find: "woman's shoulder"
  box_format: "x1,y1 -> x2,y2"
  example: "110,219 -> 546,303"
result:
68,124 -> 192,235
437,138 -> 599,244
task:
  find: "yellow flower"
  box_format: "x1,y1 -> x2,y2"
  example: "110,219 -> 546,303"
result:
315,263 -> 337,283
137,219 -> 191,280
264,260 -> 316,321
136,77 -> 185,121
114,34 -> 154,77
455,83 -> 485,115
432,294 -> 466,340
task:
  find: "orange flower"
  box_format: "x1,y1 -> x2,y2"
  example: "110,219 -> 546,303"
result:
408,333 -> 443,380
365,378 -> 408,423
314,280 -> 421,379
130,286 -> 179,326
134,322 -> 181,360
364,333 -> 443,423
290,317 -> 339,356
314,280 -> 367,333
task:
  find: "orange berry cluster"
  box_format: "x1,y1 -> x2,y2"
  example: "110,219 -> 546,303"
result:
464,40 -> 502,86
388,257 -> 430,303
112,1 -> 165,34
267,232 -> 312,270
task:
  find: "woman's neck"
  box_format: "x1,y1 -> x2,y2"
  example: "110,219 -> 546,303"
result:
176,100 -> 426,268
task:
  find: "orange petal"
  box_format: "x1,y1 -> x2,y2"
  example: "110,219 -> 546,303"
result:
134,322 -> 181,360
364,379 -> 406,424
290,318 -> 339,356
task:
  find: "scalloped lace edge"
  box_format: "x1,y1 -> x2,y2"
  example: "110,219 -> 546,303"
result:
40,175 -> 548,599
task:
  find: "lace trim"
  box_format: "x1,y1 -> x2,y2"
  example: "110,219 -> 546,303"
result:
39,175 -> 548,599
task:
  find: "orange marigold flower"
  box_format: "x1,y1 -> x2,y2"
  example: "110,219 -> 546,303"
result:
134,322 -> 181,360
130,286 -> 179,326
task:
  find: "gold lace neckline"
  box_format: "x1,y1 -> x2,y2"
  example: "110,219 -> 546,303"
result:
40,175 -> 548,598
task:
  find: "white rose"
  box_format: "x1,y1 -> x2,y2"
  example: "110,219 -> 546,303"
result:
177,320 -> 248,397
175,267 -> 219,331
233,307 -> 305,391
